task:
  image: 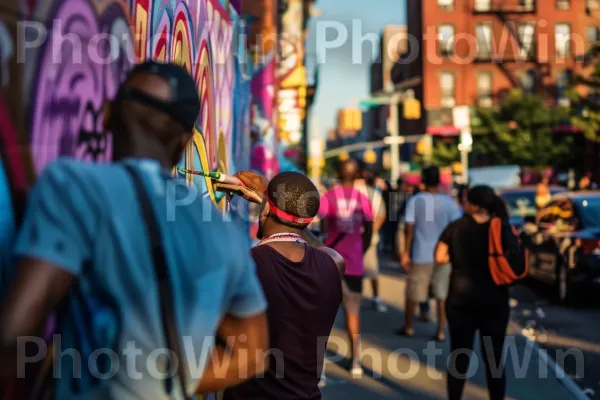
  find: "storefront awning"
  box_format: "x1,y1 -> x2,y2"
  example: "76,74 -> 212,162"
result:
552,125 -> 582,134
427,126 -> 460,136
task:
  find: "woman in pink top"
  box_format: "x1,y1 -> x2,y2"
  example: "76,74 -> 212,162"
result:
319,159 -> 373,377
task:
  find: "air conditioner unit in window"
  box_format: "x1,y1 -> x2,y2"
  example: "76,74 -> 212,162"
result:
438,0 -> 454,11
474,0 -> 491,12
479,97 -> 493,107
558,97 -> 571,107
441,97 -> 456,108
556,0 -> 570,10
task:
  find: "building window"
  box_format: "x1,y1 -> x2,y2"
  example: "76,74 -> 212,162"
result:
519,0 -> 535,11
587,0 -> 600,11
557,69 -> 572,107
438,0 -> 454,11
440,72 -> 456,108
518,23 -> 535,60
587,26 -> 600,46
438,25 -> 455,56
519,70 -> 535,94
556,0 -> 570,10
555,23 -> 571,59
474,0 -> 491,12
476,23 -> 493,60
477,72 -> 493,107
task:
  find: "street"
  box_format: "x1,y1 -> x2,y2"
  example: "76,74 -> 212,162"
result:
510,282 -> 600,399
321,256 -> 597,400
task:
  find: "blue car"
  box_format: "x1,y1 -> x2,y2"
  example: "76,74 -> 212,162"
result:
522,191 -> 600,304
499,186 -> 567,231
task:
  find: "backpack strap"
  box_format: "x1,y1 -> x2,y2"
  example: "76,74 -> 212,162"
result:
328,233 -> 347,250
124,164 -> 191,400
488,217 -> 520,285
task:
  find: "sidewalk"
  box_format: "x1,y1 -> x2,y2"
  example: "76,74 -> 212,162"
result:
320,258 -> 582,400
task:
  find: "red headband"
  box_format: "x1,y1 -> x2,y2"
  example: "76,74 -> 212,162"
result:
265,191 -> 314,225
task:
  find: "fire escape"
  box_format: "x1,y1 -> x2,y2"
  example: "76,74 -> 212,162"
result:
472,0 -> 549,93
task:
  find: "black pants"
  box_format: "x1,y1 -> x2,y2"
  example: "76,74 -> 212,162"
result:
446,303 -> 509,400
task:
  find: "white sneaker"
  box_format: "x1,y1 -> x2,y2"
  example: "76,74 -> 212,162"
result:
350,360 -> 363,378
374,298 -> 388,313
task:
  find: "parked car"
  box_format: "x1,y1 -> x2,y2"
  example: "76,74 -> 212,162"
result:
522,191 -> 600,304
499,186 -> 567,231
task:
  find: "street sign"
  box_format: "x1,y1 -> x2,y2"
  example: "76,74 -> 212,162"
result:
453,106 -> 471,130
359,99 -> 387,108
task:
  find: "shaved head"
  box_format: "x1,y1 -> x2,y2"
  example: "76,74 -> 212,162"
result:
258,172 -> 320,237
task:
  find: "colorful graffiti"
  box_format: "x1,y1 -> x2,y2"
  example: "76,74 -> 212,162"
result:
132,0 -> 237,206
0,0 -> 249,216
277,0 -> 307,172
0,0 -> 250,393
30,0 -> 133,172
244,0 -> 278,179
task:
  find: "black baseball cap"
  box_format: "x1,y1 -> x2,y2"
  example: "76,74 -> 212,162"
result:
422,165 -> 441,187
117,61 -> 201,132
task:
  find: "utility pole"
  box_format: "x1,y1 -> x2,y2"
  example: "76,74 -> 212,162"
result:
388,92 -> 403,189
454,106 -> 472,185
356,77 -> 422,189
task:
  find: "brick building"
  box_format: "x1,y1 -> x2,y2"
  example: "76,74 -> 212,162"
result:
387,0 -> 600,180
393,0 -> 600,135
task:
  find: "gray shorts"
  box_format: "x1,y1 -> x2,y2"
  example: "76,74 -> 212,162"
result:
407,263 -> 451,302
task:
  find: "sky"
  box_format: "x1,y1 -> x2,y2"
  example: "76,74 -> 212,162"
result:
305,0 -> 407,137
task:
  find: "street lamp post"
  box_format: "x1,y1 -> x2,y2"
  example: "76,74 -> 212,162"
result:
358,80 -> 422,190
458,129 -> 473,184
388,92 -> 403,189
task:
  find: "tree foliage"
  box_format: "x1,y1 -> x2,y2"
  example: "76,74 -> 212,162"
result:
469,89 -> 580,168
568,44 -> 600,144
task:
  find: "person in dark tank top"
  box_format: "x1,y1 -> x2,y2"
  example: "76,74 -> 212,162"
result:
224,171 -> 345,400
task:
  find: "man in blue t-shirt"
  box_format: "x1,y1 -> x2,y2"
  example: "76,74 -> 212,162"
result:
398,166 -> 461,342
0,62 -> 268,399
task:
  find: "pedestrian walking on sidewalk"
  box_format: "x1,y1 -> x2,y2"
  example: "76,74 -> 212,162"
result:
398,166 -> 461,341
224,171 -> 344,400
434,185 -> 526,400
320,159 -> 374,377
360,168 -> 388,312
0,61 -> 269,399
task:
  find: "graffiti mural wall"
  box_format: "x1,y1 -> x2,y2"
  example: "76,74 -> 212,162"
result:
244,0 -> 279,179
0,0 -> 250,231
277,0 -> 307,172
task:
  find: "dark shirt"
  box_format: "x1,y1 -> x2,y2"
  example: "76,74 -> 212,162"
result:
439,215 -> 510,311
224,244 -> 342,400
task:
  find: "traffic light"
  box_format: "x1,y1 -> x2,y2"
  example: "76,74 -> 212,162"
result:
403,98 -> 421,120
416,136 -> 431,155
339,152 -> 350,161
363,149 -> 377,164
338,108 -> 362,132
452,161 -> 463,175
